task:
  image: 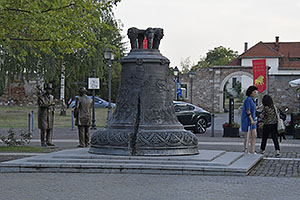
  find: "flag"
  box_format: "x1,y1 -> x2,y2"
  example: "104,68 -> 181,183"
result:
252,59 -> 267,93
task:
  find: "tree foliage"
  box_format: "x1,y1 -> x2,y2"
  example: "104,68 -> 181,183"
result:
205,46 -> 238,66
180,57 -> 193,73
0,0 -> 121,57
0,0 -> 124,102
192,46 -> 238,70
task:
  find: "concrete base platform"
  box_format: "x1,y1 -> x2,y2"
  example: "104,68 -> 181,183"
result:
0,148 -> 263,176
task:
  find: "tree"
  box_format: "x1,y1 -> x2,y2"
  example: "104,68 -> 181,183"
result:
180,57 -> 193,73
192,46 -> 238,70
194,56 -> 210,69
205,46 -> 238,66
0,0 -> 124,105
0,0 -> 121,57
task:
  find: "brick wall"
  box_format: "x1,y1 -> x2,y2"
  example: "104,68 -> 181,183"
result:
0,80 -> 38,106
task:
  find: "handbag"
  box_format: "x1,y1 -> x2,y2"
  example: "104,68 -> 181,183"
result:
274,106 -> 285,134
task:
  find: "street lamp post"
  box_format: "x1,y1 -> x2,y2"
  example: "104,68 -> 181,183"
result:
188,70 -> 195,104
91,68 -> 96,130
104,49 -> 114,122
174,66 -> 179,100
266,66 -> 271,94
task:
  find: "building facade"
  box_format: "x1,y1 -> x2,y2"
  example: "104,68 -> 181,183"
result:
177,36 -> 300,113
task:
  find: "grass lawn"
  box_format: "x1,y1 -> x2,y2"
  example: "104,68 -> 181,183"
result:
0,106 -> 109,128
0,146 -> 52,153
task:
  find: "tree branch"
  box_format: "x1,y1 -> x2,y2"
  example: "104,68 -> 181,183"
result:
41,3 -> 75,13
4,3 -> 75,14
4,8 -> 31,13
6,38 -> 51,42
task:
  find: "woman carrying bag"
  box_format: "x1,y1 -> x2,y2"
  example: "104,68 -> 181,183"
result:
259,95 -> 280,157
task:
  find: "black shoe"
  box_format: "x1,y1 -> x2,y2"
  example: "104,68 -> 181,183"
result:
41,143 -> 47,147
77,145 -> 84,148
46,142 -> 55,146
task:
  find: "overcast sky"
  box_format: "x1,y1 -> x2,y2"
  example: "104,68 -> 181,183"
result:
114,0 -> 300,70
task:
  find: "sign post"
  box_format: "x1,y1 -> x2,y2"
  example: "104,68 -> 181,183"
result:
177,81 -> 182,99
88,78 -> 100,90
89,73 -> 100,130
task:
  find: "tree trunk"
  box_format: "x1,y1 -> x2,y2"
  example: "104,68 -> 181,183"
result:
60,60 -> 66,116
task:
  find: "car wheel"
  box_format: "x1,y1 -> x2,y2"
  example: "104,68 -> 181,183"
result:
194,118 -> 207,134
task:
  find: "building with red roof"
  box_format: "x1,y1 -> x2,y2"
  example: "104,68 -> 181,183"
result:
230,36 -> 300,75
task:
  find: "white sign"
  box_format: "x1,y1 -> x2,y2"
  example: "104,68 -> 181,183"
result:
88,78 -> 100,89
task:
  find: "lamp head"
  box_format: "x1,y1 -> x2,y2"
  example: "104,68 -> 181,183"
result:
188,70 -> 195,79
174,66 -> 179,76
104,48 -> 114,61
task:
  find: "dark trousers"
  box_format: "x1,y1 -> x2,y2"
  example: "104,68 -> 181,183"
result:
260,124 -> 280,151
40,129 -> 52,144
78,125 -> 90,146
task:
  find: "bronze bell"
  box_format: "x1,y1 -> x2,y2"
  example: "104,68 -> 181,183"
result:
89,27 -> 199,156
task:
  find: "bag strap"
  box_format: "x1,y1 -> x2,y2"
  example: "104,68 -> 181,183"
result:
274,105 -> 280,120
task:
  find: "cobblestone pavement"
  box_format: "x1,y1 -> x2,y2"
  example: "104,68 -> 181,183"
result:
199,140 -> 300,177
0,173 -> 300,200
249,158 -> 300,177
1,121 -> 300,178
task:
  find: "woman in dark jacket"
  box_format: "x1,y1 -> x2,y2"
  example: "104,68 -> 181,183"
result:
259,95 -> 280,156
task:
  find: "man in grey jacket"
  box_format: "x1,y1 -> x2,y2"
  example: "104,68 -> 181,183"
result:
74,87 -> 92,147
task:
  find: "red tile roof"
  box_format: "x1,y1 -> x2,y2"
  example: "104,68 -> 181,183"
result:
239,42 -> 283,58
230,40 -> 300,69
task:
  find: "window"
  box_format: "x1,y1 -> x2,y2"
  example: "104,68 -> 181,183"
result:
174,104 -> 194,112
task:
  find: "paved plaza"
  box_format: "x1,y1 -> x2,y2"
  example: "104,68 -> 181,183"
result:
1,173 -> 300,200
1,112 -> 300,199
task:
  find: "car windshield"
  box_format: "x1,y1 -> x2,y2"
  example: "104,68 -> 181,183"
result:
174,102 -> 206,112
175,104 -> 195,112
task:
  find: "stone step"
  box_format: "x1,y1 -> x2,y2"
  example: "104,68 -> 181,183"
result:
0,148 -> 263,176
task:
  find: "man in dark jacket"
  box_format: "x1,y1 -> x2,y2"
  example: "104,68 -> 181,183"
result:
74,87 -> 92,147
38,83 -> 55,147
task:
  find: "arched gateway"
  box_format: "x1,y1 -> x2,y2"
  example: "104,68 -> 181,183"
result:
179,66 -> 253,113
219,70 -> 253,112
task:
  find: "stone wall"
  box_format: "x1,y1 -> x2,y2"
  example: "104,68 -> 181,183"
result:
269,75 -> 299,112
178,66 -> 299,113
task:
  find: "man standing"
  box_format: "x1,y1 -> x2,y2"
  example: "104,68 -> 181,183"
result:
74,87 -> 92,147
38,83 -> 55,147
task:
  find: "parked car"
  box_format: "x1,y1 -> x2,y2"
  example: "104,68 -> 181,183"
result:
68,96 -> 116,108
173,101 -> 211,134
